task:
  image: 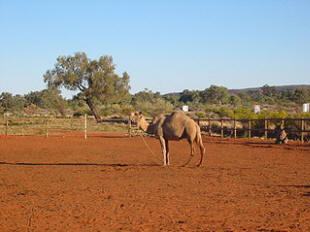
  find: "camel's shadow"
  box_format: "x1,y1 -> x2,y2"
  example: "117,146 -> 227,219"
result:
277,185 -> 310,197
207,139 -> 310,151
90,135 -> 129,139
0,161 -> 160,167
0,161 -> 205,168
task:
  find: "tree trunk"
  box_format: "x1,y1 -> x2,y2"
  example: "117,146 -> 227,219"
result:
85,98 -> 102,123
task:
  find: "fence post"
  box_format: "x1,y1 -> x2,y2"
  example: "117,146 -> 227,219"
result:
248,119 -> 251,139
71,117 -> 74,130
128,115 -> 132,137
21,117 -> 24,136
233,118 -> 237,139
220,119 -> 223,138
5,114 -> 8,136
84,114 -> 87,139
264,119 -> 268,140
46,118 -> 49,138
208,118 -> 211,136
301,119 -> 304,144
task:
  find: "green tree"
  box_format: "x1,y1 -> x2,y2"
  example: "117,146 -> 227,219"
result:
237,92 -> 252,106
25,91 -> 44,107
179,89 -> 201,103
253,84 -> 280,104
131,89 -> 161,105
12,95 -> 27,113
260,84 -> 277,98
229,94 -> 241,107
0,92 -> 15,112
68,97 -> 90,117
131,89 -> 173,116
0,92 -> 27,113
289,88 -> 310,104
25,87 -> 67,116
44,52 -> 130,122
200,85 -> 229,104
135,98 -> 173,117
163,94 -> 181,107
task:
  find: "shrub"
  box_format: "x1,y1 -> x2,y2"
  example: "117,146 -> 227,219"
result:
135,98 -> 174,117
195,112 -> 206,119
234,108 -> 256,119
205,106 -> 234,118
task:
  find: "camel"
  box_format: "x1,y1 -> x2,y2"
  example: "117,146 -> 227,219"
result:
131,111 -> 205,167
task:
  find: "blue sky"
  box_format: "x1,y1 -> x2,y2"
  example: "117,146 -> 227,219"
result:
0,0 -> 309,98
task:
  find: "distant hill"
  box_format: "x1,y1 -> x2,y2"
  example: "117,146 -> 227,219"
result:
229,85 -> 310,94
163,85 -> 310,97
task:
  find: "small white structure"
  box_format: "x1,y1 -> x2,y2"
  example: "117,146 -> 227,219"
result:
4,112 -> 12,117
303,103 -> 310,113
182,105 -> 189,112
254,105 -> 261,114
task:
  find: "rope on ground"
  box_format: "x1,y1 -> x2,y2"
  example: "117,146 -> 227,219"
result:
139,134 -> 162,164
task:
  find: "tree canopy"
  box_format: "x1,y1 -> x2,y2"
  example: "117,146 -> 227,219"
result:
25,87 -> 67,116
43,52 -> 130,122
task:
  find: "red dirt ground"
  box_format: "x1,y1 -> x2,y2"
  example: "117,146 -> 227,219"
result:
0,134 -> 310,232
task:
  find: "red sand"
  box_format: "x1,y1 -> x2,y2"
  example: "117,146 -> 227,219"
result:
0,134 -> 310,232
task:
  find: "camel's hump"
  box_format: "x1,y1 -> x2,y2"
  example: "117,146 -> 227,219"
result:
168,111 -> 190,120
165,111 -> 192,127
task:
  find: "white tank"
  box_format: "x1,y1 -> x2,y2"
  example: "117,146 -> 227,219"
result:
303,103 -> 309,113
254,105 -> 261,113
182,105 -> 189,112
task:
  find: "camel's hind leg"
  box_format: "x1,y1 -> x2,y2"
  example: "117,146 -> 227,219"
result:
182,139 -> 195,167
196,126 -> 205,167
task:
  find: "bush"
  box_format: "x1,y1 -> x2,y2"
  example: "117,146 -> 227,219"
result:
195,112 -> 206,119
257,110 -> 288,119
120,105 -> 135,117
205,106 -> 234,118
234,108 -> 256,119
133,98 -> 173,117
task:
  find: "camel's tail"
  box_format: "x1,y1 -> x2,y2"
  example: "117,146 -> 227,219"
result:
195,125 -> 205,166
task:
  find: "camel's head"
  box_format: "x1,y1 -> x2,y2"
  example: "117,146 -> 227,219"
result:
130,112 -> 164,134
130,111 -> 147,130
130,111 -> 142,122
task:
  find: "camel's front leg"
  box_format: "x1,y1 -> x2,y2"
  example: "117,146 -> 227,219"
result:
165,139 -> 170,165
159,136 -> 167,166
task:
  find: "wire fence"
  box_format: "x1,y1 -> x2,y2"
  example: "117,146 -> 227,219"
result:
1,115 -> 309,143
196,118 -> 310,143
0,115 -> 129,137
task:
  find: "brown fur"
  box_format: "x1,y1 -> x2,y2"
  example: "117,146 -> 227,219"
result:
131,111 -> 205,167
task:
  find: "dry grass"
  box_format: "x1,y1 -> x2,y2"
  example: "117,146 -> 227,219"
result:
0,117 -> 129,136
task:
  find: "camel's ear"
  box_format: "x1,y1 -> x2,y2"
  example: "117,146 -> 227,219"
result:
138,112 -> 144,120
